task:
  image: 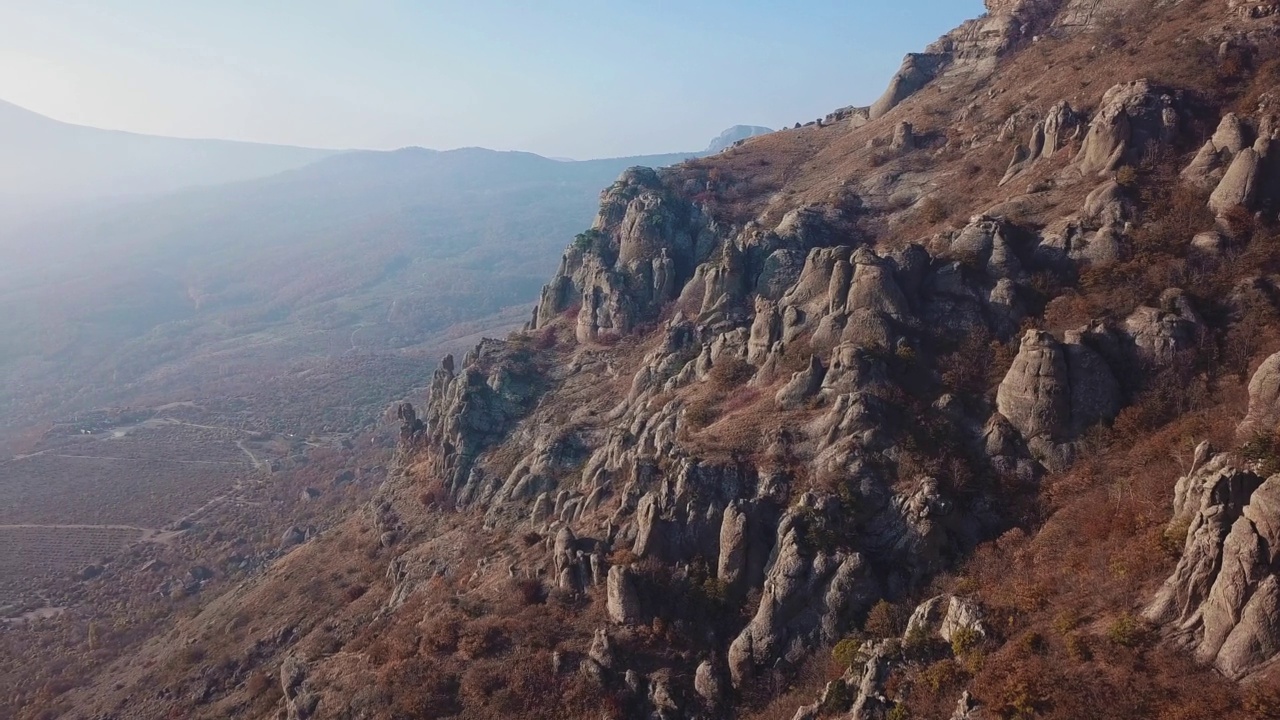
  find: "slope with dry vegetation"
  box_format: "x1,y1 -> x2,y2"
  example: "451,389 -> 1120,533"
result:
24,1 -> 1280,719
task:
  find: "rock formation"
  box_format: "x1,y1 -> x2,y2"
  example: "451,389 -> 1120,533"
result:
1145,449 -> 1280,679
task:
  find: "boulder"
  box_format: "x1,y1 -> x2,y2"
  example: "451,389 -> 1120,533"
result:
1184,113 -> 1253,189
995,329 -> 1120,444
1123,299 -> 1199,367
1082,181 -> 1133,227
775,356 -> 826,409
588,628 -> 615,670
870,53 -> 948,119
717,501 -> 750,590
1209,148 -> 1262,215
1076,80 -> 1179,176
995,330 -> 1071,439
279,526 -> 307,550
694,659 -> 726,706
1239,351 -> 1280,439
891,121 -> 916,150
606,565 -> 643,624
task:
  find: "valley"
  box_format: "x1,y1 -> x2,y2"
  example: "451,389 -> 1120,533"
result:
10,1 -> 1280,718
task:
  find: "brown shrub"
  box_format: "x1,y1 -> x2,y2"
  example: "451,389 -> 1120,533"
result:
684,400 -> 718,430
917,196 -> 951,224
608,548 -> 640,566
514,578 -> 546,606
420,614 -> 462,654
710,356 -> 756,388
457,621 -> 510,660
863,599 -> 906,638
244,671 -> 272,697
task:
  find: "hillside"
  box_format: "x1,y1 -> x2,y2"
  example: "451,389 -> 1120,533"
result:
14,0 -> 1280,718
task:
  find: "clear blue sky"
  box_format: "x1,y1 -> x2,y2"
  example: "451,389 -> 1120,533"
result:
0,1 -> 985,158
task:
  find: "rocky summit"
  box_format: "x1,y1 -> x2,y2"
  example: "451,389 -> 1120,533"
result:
40,0 -> 1280,718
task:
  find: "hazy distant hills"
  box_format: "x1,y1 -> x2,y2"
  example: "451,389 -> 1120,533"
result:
0,99 -> 340,214
705,124 -> 773,153
0,142 -> 699,430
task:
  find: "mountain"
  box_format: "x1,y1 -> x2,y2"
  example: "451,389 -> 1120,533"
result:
705,124 -> 773,153
0,145 -> 698,432
0,99 -> 341,214
16,1 -> 1280,719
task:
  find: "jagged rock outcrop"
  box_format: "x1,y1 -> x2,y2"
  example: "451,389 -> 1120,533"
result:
870,53 -> 951,119
1240,351 -> 1280,439
280,656 -> 318,720
995,329 -> 1120,450
1184,113 -> 1255,189
1075,80 -> 1180,176
532,167 -> 710,342
1123,289 -> 1202,367
728,497 -> 880,686
607,565 -> 643,624
1145,447 -> 1280,679
1001,100 -> 1083,184
418,341 -> 544,503
791,593 -> 991,720
904,594 -> 989,643
379,4 -> 1271,717
871,0 -> 1130,123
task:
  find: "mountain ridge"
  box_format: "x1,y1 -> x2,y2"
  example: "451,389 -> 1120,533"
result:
17,1 -> 1280,718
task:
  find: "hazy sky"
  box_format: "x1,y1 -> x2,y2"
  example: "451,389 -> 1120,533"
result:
0,1 -> 984,159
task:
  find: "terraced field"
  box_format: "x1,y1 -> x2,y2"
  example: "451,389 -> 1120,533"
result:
0,417 -> 286,604
0,423 -> 251,527
0,525 -> 149,578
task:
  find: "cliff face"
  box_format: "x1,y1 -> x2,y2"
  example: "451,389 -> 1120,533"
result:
59,1 -> 1280,718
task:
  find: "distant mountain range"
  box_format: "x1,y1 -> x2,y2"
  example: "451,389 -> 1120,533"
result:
0,99 -> 341,213
0,100 -> 764,434
0,99 -> 761,217
0,139 -> 701,431
705,124 -> 773,153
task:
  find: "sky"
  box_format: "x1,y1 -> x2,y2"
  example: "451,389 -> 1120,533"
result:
0,1 -> 985,159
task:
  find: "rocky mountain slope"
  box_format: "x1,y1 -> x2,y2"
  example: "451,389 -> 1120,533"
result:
29,0 -> 1280,718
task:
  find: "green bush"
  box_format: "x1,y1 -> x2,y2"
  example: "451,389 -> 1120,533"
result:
1242,431 -> 1280,476
1066,633 -> 1092,661
832,637 -> 862,669
819,680 -> 853,714
1161,517 -> 1191,557
1106,613 -> 1149,647
571,229 -> 603,254
903,624 -> 933,656
921,659 -> 963,692
950,627 -> 981,657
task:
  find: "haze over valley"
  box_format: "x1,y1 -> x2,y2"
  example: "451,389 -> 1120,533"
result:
13,2 -> 1280,719
0,100 -> 725,608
